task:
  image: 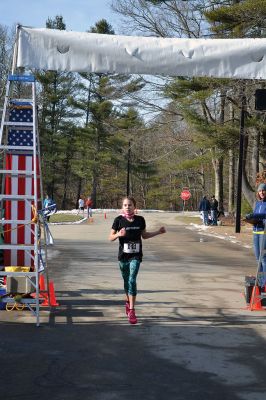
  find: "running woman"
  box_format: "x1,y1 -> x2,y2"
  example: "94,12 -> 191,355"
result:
109,196 -> 166,324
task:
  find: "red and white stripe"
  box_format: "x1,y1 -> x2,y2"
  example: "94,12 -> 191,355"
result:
4,154 -> 39,267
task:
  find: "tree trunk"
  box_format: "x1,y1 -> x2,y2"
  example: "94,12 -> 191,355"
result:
242,172 -> 255,207
251,127 -> 260,181
61,159 -> 70,210
216,88 -> 226,208
91,172 -> 97,208
241,102 -> 255,207
140,181 -> 147,209
212,156 -> 223,206
76,177 -> 82,209
228,149 -> 235,213
198,167 -> 205,192
260,128 -> 266,171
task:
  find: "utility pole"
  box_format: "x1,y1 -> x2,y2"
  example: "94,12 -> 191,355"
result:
235,89 -> 246,233
126,140 -> 131,196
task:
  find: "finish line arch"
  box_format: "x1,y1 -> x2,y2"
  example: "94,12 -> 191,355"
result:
15,26 -> 266,80
14,25 -> 266,233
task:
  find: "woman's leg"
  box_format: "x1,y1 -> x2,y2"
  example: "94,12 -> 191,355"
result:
128,259 -> 141,309
119,260 -> 130,300
253,233 -> 260,261
119,259 -> 140,323
253,233 -> 266,285
128,294 -> 136,310
203,211 -> 208,225
213,210 -> 218,225
259,234 -> 266,285
210,210 -> 214,224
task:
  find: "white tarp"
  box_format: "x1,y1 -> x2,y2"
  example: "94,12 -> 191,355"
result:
17,26 -> 266,79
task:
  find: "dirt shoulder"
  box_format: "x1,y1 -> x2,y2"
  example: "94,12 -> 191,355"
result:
209,215 -> 253,248
207,223 -> 253,248
175,213 -> 254,248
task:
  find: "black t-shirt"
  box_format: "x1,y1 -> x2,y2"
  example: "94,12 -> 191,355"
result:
112,215 -> 146,261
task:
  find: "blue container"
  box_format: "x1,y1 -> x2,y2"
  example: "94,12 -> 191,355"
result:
0,288 -> 6,310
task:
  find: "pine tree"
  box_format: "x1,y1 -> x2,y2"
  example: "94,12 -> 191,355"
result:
72,19 -> 145,207
205,0 -> 266,206
36,16 -> 81,207
163,75 -> 239,208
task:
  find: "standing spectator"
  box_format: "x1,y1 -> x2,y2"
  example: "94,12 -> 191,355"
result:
210,195 -> 219,226
199,195 -> 211,226
245,183 -> 266,286
77,196 -> 85,216
86,196 -> 93,219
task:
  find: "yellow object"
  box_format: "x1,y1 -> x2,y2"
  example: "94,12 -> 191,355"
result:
4,266 -> 31,272
6,302 -> 25,311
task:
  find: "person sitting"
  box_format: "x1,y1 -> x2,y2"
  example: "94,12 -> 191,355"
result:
43,194 -> 56,222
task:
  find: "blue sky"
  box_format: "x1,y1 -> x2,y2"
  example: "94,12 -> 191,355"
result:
0,0 -> 119,32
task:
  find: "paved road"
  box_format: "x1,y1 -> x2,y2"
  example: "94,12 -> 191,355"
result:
0,212 -> 265,400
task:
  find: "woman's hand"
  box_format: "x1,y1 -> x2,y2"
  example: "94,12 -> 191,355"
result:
119,228 -> 126,237
142,226 -> 166,239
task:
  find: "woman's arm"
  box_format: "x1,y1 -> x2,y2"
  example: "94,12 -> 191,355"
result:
109,228 -> 126,241
142,227 -> 166,240
246,213 -> 266,220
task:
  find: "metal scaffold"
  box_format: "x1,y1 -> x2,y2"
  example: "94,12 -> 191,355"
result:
0,28 -> 57,325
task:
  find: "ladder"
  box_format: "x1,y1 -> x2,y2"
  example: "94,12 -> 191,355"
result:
0,74 -> 49,325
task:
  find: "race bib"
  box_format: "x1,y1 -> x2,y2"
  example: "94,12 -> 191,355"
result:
123,242 -> 140,254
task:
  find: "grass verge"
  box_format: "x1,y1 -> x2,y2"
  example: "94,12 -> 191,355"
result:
49,214 -> 84,223
175,215 -> 202,225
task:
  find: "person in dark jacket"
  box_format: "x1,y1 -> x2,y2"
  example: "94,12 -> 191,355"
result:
199,195 -> 211,226
210,195 -> 219,226
245,183 -> 266,285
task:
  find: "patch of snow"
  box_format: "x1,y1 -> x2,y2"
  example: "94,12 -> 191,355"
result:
188,222 -> 252,249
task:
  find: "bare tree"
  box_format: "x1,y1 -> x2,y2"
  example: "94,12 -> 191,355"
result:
0,24 -> 14,102
112,0 -> 208,38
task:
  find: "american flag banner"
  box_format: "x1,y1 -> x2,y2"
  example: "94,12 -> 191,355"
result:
4,103 -> 40,268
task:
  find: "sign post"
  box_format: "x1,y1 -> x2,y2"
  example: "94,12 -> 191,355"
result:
180,188 -> 191,212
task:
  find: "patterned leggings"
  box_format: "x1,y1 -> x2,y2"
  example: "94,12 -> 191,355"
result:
119,259 -> 141,296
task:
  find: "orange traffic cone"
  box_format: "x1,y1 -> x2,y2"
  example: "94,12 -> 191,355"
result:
48,281 -> 59,307
249,286 -> 264,311
38,274 -> 49,306
31,284 -> 49,306
39,274 -> 46,291
40,292 -> 49,306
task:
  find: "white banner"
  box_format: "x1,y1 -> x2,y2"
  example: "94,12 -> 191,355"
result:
17,26 -> 266,79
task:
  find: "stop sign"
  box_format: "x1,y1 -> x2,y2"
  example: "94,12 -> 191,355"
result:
180,190 -> 191,201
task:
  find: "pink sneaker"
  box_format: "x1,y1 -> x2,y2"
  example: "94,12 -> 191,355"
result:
125,301 -> 130,316
128,309 -> 137,325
